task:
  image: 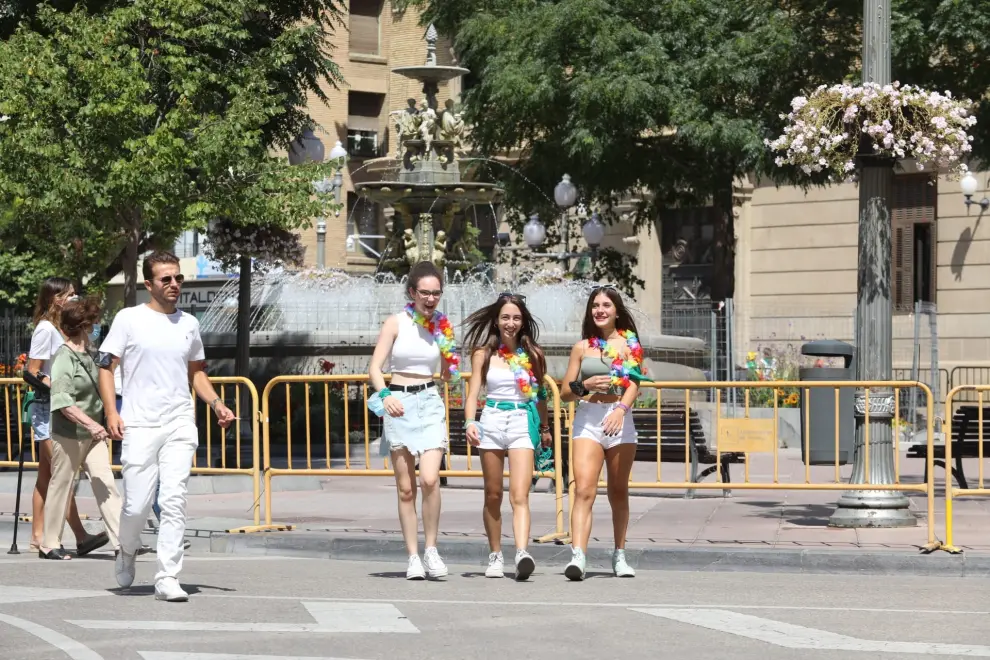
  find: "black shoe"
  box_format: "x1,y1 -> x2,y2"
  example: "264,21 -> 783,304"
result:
38,547 -> 72,560
76,532 -> 110,557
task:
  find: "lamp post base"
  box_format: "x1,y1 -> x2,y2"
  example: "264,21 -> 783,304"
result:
828,490 -> 917,528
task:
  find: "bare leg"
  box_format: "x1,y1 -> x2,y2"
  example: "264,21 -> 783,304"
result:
507,448 -> 534,552
390,448 -> 419,556
604,444 -> 636,549
480,449 -> 506,553
570,438 -> 605,552
418,449 -> 444,548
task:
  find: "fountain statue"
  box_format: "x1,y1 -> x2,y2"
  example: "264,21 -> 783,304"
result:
356,24 -> 499,272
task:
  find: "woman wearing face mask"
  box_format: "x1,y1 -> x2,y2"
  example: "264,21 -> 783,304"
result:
369,261 -> 460,580
559,286 -> 647,581
462,293 -> 552,580
26,277 -> 108,556
38,298 -> 122,560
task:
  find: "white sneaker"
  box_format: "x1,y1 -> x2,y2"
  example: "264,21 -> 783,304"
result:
485,551 -> 504,578
612,549 -> 635,577
514,549 -> 535,581
154,577 -> 188,602
406,555 -> 426,580
114,550 -> 135,588
564,547 -> 586,581
423,546 -> 448,578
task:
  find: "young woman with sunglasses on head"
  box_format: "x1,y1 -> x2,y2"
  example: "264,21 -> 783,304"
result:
370,261 -> 460,580
559,286 -> 647,581
462,293 -> 552,580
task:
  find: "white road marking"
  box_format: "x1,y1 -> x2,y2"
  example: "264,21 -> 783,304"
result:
0,585 -> 110,604
0,611 -> 105,660
197,593 -> 990,616
70,601 -> 419,634
633,608 -> 990,656
139,653 -> 363,660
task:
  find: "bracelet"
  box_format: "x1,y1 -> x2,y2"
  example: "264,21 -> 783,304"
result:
616,403 -> 630,413
539,425 -> 551,433
378,389 -> 393,400
209,397 -> 221,410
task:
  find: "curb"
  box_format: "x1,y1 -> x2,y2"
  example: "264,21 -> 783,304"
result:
209,532 -> 990,577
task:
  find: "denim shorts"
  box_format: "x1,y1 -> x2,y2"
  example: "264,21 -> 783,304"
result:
30,402 -> 52,442
383,387 -> 448,457
478,405 -> 533,451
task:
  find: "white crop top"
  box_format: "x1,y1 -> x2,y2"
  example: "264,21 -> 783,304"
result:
486,367 -> 526,402
389,312 -> 440,376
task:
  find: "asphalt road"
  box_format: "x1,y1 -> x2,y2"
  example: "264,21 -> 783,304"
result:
1,551 -> 989,660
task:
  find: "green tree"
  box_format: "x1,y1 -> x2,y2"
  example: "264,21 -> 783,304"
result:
0,0 -> 345,305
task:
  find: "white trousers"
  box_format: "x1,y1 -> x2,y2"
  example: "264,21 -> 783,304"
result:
118,417 -> 197,582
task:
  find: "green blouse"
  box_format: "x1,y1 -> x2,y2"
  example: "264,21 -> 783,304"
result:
50,346 -> 104,440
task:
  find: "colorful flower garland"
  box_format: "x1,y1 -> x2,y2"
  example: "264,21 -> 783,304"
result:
497,344 -> 542,401
405,303 -> 461,381
588,330 -> 647,388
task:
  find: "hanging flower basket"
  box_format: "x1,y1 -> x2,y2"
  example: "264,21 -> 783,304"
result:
766,82 -> 977,182
204,218 -> 306,272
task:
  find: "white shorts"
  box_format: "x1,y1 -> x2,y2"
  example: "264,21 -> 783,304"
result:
572,401 -> 637,449
478,405 -> 533,452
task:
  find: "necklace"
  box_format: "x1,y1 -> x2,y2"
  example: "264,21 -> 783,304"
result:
588,330 -> 646,388
404,303 -> 461,381
496,344 -> 540,401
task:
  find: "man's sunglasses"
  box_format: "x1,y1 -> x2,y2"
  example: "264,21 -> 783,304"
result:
152,274 -> 185,286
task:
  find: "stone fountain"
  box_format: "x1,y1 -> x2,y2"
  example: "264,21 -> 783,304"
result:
354,25 -> 501,272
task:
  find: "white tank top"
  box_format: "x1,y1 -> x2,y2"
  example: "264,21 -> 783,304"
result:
390,312 -> 440,376
486,367 -> 527,402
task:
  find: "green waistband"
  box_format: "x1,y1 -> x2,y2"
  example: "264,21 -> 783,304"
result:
485,399 -> 532,410
485,398 -> 540,449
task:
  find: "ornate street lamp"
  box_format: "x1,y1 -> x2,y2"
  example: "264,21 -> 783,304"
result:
961,173 -> 989,211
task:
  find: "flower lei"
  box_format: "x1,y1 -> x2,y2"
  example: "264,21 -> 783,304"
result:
404,303 -> 461,381
588,330 -> 647,388
496,344 -> 546,401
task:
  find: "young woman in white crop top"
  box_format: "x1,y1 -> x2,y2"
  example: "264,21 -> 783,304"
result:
370,261 -> 459,581
462,293 -> 552,581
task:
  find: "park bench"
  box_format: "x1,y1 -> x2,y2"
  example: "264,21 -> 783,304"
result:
909,404 -> 990,489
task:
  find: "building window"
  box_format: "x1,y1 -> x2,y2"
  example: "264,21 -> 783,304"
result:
173,230 -> 199,258
892,174 -> 937,313
346,192 -> 381,258
349,0 -> 381,55
347,91 -> 384,159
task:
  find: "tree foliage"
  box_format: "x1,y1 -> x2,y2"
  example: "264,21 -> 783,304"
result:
0,0 -> 345,305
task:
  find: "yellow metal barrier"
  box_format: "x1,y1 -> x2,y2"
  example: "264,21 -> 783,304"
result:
559,380 -> 938,551
259,373 -> 567,542
942,385 -> 990,553
1,376 -> 262,530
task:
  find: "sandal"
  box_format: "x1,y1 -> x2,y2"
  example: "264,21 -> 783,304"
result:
76,532 -> 110,557
38,547 -> 72,560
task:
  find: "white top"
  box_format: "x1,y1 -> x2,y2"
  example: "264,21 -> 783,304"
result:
28,320 -> 64,376
486,367 -> 526,402
389,312 -> 440,376
100,304 -> 205,427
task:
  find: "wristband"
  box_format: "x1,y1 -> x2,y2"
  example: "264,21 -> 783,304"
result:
466,420 -> 485,439
378,389 -> 393,400
616,402 -> 630,413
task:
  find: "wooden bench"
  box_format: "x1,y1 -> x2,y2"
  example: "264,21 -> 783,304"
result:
909,405 -> 990,489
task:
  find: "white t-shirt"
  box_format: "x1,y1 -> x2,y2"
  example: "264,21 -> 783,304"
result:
28,320 -> 64,376
100,304 -> 205,427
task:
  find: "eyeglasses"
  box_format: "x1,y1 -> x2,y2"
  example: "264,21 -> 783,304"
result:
416,288 -> 442,299
498,291 -> 527,302
154,274 -> 185,286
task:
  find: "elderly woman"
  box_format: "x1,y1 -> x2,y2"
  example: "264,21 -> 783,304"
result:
38,298 -> 122,560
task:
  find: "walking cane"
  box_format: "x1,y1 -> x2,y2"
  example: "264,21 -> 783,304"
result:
8,389 -> 34,555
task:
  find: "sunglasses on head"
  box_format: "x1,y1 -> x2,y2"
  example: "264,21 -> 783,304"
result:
153,274 -> 185,286
498,291 -> 527,303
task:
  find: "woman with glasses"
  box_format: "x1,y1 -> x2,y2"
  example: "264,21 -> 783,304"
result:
38,298 -> 122,560
559,286 -> 647,580
462,293 -> 551,580
369,261 -> 459,580
26,277 -> 108,557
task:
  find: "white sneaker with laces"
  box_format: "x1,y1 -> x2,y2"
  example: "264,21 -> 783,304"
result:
154,577 -> 188,602
564,547 -> 586,581
406,554 -> 426,580
485,551 -> 504,578
114,549 -> 135,588
612,549 -> 635,577
423,546 -> 448,578
514,549 -> 535,581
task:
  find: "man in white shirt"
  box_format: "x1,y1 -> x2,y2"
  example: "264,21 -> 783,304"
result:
98,251 -> 234,602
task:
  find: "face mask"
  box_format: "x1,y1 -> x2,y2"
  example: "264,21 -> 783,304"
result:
88,325 -> 101,344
